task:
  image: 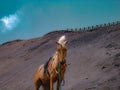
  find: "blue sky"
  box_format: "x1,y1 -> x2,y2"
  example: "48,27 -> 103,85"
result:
0,0 -> 120,44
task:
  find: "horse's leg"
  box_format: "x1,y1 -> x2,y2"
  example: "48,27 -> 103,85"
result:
62,78 -> 65,86
57,79 -> 60,90
42,84 -> 50,90
50,75 -> 53,90
34,78 -> 42,90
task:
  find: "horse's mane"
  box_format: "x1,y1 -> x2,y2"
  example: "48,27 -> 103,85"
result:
58,35 -> 66,47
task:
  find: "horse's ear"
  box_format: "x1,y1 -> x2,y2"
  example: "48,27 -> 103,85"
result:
64,41 -> 68,46
56,42 -> 62,48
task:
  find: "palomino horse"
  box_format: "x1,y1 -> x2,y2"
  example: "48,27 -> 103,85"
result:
34,35 -> 68,90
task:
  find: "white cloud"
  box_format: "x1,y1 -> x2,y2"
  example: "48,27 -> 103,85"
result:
0,13 -> 20,32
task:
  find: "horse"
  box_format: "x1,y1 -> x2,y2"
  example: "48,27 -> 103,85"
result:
34,35 -> 68,90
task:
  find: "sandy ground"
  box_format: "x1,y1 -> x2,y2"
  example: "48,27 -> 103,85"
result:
0,24 -> 120,90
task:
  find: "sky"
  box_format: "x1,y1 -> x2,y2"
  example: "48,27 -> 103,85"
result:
0,0 -> 120,44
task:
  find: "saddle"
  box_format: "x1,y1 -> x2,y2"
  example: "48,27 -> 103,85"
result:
44,57 -> 67,77
44,57 -> 51,76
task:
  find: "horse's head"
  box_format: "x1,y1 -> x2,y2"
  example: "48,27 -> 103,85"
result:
56,35 -> 68,62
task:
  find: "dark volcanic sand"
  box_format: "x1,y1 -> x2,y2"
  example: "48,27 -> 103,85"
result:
0,24 -> 120,90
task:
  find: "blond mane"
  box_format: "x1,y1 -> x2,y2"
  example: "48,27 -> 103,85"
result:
58,35 -> 67,47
